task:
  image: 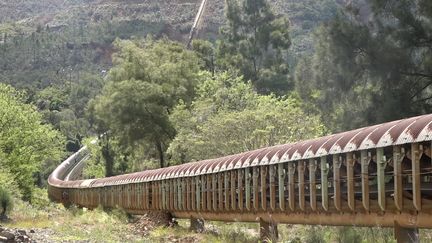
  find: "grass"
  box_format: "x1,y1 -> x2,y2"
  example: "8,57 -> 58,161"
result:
147,219 -> 259,243
3,200 -> 401,243
5,190 -> 432,243
5,199 -> 146,242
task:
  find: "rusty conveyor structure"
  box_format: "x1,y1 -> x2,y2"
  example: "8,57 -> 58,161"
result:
48,114 -> 432,241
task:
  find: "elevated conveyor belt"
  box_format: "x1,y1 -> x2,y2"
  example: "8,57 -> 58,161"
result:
48,114 -> 432,241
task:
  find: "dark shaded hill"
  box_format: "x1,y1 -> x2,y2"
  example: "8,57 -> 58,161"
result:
0,0 -> 369,93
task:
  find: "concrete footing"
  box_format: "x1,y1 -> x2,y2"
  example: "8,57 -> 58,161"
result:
259,218 -> 278,242
190,217 -> 205,233
394,223 -> 419,243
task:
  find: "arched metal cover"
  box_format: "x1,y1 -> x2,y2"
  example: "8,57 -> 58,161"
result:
49,114 -> 432,188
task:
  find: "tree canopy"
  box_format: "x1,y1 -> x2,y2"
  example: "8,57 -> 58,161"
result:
217,0 -> 292,95
90,38 -> 202,168
0,84 -> 64,200
168,71 -> 325,163
295,0 -> 432,131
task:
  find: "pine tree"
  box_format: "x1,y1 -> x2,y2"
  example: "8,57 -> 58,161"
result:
296,0 -> 432,131
217,0 -> 291,95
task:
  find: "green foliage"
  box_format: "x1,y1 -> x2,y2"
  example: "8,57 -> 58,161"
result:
296,0 -> 432,131
303,226 -> 326,243
82,138 -> 106,179
192,39 -> 216,74
335,227 -> 362,243
0,84 -> 64,200
281,0 -> 339,66
30,187 -> 52,209
35,74 -> 104,151
169,71 -> 325,162
0,167 -> 21,199
90,38 -> 202,168
217,0 -> 292,94
0,187 -> 13,219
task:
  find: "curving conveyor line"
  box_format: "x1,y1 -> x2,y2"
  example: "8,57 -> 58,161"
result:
49,114 -> 432,239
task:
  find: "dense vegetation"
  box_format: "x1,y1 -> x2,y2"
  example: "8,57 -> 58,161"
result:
295,0 -> 432,131
1,0 -> 432,241
0,84 -> 64,200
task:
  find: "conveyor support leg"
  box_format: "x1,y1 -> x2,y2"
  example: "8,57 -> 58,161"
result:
190,217 -> 205,233
259,218 -> 278,242
394,223 -> 419,243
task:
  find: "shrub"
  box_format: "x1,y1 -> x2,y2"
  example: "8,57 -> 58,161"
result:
31,188 -> 51,209
0,168 -> 21,199
0,187 -> 13,220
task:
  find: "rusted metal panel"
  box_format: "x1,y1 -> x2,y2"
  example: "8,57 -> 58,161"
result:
320,156 -> 329,211
278,163 -> 285,211
218,173 -> 224,211
170,180 -> 174,210
195,177 -> 200,211
269,165 -> 276,211
177,179 -> 182,210
245,168 -> 251,211
309,159 -> 317,211
222,155 -> 239,172
231,170 -> 236,210
346,153 -> 355,211
412,143 -> 422,211
279,146 -> 295,163
212,174 -> 217,211
207,175 -> 212,211
288,162 -> 296,211
201,175 -> 211,210
377,147 -> 386,211
261,166 -> 267,210
298,161 -> 305,211
182,178 -> 187,211
234,151 -> 254,168
191,178 -> 196,211
127,184 -> 131,209
253,167 -> 259,211
173,180 -> 178,210
389,117 -> 418,144
224,171 -> 230,211
238,169 -> 244,210
267,144 -> 285,164
333,155 -> 342,211
361,150 -> 370,211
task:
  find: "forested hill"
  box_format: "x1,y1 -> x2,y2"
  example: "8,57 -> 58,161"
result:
0,0 -> 355,99
0,0 -> 351,58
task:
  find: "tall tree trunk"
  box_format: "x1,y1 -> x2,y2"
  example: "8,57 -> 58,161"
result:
102,135 -> 114,177
156,141 -> 165,168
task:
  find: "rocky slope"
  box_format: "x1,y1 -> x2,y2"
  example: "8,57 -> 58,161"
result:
0,0 -> 353,44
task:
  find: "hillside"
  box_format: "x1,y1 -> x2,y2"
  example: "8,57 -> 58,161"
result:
0,0 -> 358,156
0,0 -> 348,91
0,0 -> 345,48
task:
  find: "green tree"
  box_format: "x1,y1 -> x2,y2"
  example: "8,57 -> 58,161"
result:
191,39 -> 215,75
0,84 -> 64,200
91,38 -> 202,168
0,187 -> 13,221
168,71 -> 325,162
217,0 -> 291,95
296,0 -> 432,131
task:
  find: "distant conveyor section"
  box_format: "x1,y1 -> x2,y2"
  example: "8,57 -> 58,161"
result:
187,0 -> 208,47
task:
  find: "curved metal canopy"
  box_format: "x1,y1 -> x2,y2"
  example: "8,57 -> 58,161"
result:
51,114 -> 432,188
